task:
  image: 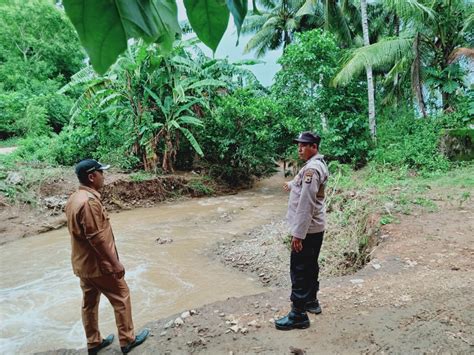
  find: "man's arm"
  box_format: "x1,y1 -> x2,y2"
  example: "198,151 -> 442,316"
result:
80,200 -> 124,277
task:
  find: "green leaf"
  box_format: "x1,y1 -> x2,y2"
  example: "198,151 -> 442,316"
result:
180,127 -> 204,156
226,0 -> 247,42
116,0 -> 181,43
188,78 -> 226,90
184,0 -> 230,52
63,0 -> 128,74
178,115 -> 204,126
63,0 -> 180,74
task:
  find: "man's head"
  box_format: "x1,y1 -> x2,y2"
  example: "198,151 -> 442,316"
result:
293,131 -> 320,161
75,159 -> 110,190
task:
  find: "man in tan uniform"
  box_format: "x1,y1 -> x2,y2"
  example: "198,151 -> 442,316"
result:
275,132 -> 329,330
65,159 -> 149,354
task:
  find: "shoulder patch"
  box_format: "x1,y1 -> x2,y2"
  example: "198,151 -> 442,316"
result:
304,169 -> 316,183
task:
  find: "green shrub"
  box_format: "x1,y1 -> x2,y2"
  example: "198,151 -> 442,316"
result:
200,90 -> 281,186
371,109 -> 455,171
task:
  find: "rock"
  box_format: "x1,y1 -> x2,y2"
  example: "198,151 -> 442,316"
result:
247,320 -> 258,327
181,311 -> 191,319
174,317 -> 184,327
350,279 -> 364,284
290,346 -> 306,354
241,327 -> 248,334
155,237 -> 174,244
164,320 -> 174,329
190,309 -> 197,315
219,312 -> 226,317
160,331 -> 167,336
372,263 -> 381,270
229,325 -> 240,333
42,196 -> 67,210
269,318 -> 275,324
405,259 -> 418,267
6,172 -> 23,185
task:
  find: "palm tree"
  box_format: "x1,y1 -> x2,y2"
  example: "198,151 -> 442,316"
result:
333,0 -> 473,114
360,0 -> 376,140
242,0 -> 316,57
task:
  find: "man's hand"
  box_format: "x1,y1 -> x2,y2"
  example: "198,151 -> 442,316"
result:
112,262 -> 125,279
291,237 -> 303,253
283,182 -> 291,192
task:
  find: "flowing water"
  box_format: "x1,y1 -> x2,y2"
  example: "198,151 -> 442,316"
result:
0,174 -> 287,354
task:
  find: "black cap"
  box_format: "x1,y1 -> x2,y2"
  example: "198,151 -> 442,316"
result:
75,159 -> 110,179
293,131 -> 321,145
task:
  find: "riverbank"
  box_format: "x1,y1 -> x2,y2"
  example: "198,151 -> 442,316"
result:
40,186 -> 474,354
0,166 -> 228,245
3,163 -> 474,353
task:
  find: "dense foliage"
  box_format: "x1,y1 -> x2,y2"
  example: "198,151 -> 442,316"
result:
1,0 -> 472,189
0,0 -> 85,139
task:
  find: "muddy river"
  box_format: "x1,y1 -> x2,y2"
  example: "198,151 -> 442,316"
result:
0,175 -> 287,353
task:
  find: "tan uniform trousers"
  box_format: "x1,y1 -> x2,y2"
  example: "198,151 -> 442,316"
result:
80,275 -> 135,348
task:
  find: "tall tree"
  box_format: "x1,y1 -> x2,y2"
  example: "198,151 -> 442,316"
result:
333,0 -> 473,114
241,0 -> 321,57
360,0 -> 376,140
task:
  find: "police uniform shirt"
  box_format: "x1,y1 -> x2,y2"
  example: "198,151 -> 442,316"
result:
286,154 -> 329,239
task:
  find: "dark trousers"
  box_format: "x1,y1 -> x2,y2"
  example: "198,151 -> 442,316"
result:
290,231 -> 324,309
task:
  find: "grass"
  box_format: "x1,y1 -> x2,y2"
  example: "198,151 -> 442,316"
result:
319,162 -> 474,277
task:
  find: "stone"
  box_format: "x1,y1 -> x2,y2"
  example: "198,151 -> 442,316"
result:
372,263 -> 381,270
247,320 -> 258,327
181,311 -> 191,319
350,279 -> 364,284
174,317 -> 184,327
240,328 -> 248,335
6,172 -> 23,185
229,325 -> 240,333
164,320 -> 174,329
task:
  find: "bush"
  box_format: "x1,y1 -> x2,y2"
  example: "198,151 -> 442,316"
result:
371,109 -> 458,171
200,90 -> 281,186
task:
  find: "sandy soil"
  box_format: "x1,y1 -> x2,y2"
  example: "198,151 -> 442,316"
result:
39,194 -> 474,354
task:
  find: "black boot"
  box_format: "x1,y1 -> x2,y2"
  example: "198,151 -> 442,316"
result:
305,299 -> 322,314
275,307 -> 310,330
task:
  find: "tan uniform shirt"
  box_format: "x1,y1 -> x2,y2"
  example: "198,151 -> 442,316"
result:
286,154 -> 329,239
65,186 -> 120,278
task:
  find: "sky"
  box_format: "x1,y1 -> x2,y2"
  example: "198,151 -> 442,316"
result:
176,1 -> 282,87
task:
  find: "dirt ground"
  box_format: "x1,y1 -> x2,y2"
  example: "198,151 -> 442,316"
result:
38,188 -> 474,354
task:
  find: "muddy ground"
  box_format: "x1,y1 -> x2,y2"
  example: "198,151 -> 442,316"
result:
33,176 -> 474,354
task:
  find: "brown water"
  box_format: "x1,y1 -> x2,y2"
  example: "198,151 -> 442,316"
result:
0,174 -> 287,353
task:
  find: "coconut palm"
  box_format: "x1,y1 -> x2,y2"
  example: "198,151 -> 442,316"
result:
242,0 -> 321,57
333,0 -> 473,114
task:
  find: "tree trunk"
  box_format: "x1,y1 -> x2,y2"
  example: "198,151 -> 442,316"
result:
360,0 -> 376,141
411,33 -> 427,117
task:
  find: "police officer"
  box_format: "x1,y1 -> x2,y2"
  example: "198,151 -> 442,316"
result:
65,159 -> 149,354
275,132 -> 329,330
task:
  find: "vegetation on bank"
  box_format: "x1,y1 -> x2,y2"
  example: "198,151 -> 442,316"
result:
1,0 -> 473,202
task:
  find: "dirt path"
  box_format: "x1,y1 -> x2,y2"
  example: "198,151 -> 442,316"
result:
42,197 -> 474,354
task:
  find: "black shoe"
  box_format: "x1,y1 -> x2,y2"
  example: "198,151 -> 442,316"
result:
88,334 -> 114,355
305,300 -> 322,314
275,309 -> 310,330
121,328 -> 150,354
